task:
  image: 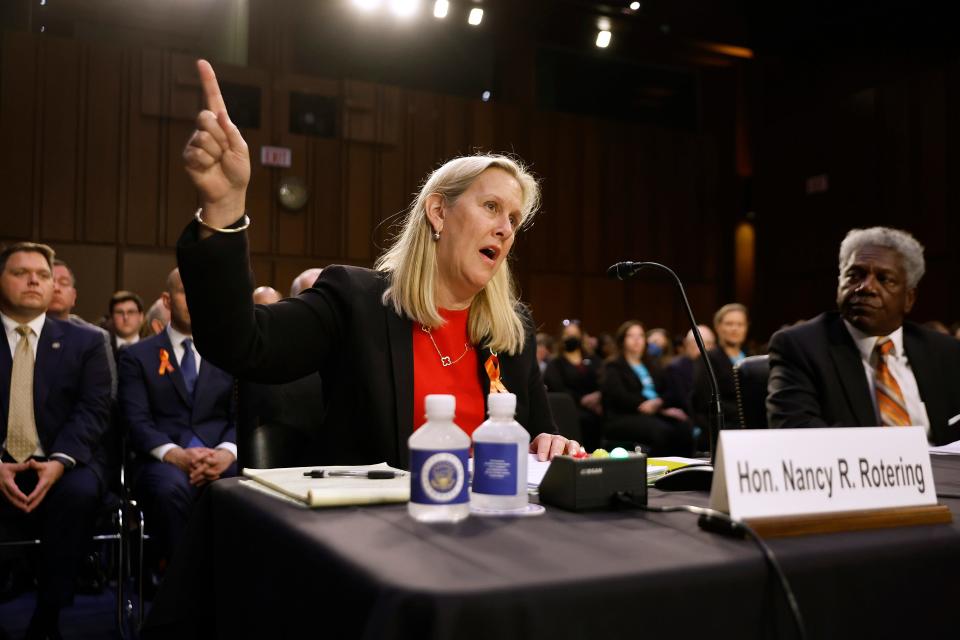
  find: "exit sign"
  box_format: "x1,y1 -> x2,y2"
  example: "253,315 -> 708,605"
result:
260,146 -> 292,168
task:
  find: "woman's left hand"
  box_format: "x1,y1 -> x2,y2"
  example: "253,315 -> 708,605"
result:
530,433 -> 585,461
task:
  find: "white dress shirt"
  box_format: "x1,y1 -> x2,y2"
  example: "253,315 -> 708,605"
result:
1,311 -> 77,464
115,334 -> 140,348
150,324 -> 237,462
843,320 -> 930,440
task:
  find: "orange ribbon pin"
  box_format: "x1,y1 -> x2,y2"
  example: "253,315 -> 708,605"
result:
484,353 -> 509,393
158,348 -> 176,375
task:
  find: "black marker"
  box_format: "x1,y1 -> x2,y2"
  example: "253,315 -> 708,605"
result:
302,469 -> 400,479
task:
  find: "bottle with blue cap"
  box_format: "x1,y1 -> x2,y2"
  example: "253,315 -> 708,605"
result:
408,394 -> 471,522
470,392 -> 530,511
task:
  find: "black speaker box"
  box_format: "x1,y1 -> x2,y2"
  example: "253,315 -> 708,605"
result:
538,454 -> 648,511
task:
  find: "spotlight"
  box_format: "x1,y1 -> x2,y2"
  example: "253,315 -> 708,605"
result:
433,0 -> 449,18
481,90 -> 491,102
352,0 -> 381,11
389,0 -> 419,17
596,30 -> 611,48
468,7 -> 483,26
630,1 -> 640,10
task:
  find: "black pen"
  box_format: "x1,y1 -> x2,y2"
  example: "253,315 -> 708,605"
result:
302,469 -> 401,479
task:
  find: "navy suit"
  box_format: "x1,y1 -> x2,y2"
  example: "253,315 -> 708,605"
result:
118,330 -> 236,557
0,316 -> 112,610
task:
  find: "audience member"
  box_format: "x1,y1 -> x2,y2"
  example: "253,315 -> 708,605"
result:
767,227 -> 960,444
144,297 -> 170,337
290,268 -> 323,297
544,319 -> 603,450
0,242 -> 112,639
645,327 -> 674,369
952,322 -> 960,340
600,320 -> 693,455
118,268 -> 237,562
48,259 -> 117,398
108,290 -> 145,352
252,286 -> 282,305
660,325 -> 715,425
692,303 -> 750,434
597,332 -> 617,360
535,332 -> 554,376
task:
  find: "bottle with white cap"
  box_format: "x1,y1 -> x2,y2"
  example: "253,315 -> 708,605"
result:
470,392 -> 530,511
408,394 -> 471,523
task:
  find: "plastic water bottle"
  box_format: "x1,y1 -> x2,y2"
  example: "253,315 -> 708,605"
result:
470,393 -> 530,511
408,394 -> 471,523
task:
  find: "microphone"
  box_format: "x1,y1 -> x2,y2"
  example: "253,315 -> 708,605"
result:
606,260 -> 725,482
606,261 -> 643,280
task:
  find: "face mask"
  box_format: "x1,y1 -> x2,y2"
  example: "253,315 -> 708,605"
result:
646,343 -> 662,358
563,337 -> 581,352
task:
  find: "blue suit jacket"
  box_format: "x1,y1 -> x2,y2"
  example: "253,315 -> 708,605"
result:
0,317 -> 112,479
119,330 -> 235,455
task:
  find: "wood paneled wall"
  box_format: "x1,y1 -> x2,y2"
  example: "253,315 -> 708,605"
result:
752,62 -> 960,342
1,32 -> 734,338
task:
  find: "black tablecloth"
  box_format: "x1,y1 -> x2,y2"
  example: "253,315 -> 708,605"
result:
143,456 -> 960,639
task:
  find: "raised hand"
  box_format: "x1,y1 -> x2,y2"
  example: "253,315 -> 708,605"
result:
183,59 -> 250,230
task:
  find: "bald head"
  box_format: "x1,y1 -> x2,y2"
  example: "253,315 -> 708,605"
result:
162,268 -> 191,334
253,286 -> 282,305
684,325 -> 715,359
290,268 -> 323,297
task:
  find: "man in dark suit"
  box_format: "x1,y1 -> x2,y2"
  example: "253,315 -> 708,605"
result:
118,268 -> 236,560
0,242 -> 112,639
107,290 -> 145,354
767,227 -> 960,445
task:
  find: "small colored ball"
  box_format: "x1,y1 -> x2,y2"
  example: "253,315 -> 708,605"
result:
591,448 -> 610,458
609,447 -> 629,459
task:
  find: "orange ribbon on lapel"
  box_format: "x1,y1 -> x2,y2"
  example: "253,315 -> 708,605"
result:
158,348 -> 176,375
484,353 -> 509,393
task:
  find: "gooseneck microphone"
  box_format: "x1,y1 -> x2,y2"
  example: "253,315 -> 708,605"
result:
606,261 -> 725,463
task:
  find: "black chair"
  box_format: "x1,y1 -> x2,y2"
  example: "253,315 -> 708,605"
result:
546,392 -> 582,443
237,378 -> 325,469
733,354 -> 770,429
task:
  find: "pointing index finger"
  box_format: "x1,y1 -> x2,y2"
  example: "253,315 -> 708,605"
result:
197,59 -> 228,116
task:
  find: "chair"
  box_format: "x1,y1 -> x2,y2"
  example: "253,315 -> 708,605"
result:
237,378 -> 325,469
546,392 -> 582,443
733,354 -> 770,429
0,476 -> 128,637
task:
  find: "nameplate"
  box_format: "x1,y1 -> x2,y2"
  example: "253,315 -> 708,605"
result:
710,427 -> 936,520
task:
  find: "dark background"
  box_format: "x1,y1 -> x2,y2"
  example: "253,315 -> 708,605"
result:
1,0 -> 958,345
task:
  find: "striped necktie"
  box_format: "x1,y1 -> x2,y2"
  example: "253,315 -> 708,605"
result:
6,325 -> 39,461
874,338 -> 910,427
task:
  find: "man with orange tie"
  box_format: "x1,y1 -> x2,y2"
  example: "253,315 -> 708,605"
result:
767,227 -> 960,445
0,242 -> 112,639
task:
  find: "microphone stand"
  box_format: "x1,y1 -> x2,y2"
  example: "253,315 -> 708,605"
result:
609,262 -> 725,462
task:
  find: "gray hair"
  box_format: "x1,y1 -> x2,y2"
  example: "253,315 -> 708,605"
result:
838,227 -> 925,288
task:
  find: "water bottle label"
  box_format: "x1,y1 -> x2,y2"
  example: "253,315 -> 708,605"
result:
410,448 -> 469,505
472,442 -> 518,496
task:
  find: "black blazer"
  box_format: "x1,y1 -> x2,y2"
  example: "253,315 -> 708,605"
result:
600,356 -> 664,418
0,317 -> 112,480
176,222 -> 554,468
767,312 -> 960,445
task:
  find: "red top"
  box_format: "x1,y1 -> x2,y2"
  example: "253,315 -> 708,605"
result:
412,308 -> 485,436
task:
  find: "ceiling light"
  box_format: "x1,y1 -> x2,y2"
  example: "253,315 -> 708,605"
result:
630,2 -> 640,10
468,8 -> 483,26
433,0 -> 449,18
596,30 -> 611,48
481,90 -> 491,102
352,0 -> 382,12
389,0 -> 419,17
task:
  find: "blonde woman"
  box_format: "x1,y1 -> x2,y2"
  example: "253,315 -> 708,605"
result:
176,60 -> 579,467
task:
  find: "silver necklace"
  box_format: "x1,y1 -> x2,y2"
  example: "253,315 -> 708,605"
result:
420,324 -> 471,367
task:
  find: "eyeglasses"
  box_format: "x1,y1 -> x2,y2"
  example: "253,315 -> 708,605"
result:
562,318 -> 580,327
113,309 -> 142,318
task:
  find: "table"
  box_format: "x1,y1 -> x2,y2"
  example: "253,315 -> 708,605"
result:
142,456 -> 960,639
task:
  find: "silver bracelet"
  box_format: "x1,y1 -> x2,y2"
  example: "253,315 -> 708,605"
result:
194,207 -> 250,234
